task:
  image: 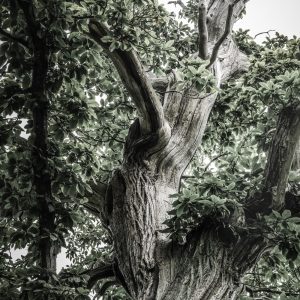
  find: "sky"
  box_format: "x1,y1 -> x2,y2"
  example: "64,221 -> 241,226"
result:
163,0 -> 300,43
235,0 -> 300,42
10,0 -> 300,272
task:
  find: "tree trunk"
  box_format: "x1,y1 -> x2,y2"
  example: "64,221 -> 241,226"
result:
108,162 -> 268,300
106,85 -> 268,299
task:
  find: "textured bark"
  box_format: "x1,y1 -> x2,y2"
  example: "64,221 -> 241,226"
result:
292,140 -> 300,171
263,105 -> 300,209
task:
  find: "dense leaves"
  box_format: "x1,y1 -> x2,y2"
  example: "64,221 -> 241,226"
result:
0,0 -> 300,299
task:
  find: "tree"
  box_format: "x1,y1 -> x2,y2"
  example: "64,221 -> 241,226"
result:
0,0 -> 300,299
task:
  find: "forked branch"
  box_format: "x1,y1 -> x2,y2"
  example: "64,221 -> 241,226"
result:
207,3 -> 234,68
88,20 -> 166,135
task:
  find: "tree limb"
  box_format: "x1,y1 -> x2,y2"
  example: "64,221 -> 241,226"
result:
198,2 -> 208,59
263,105 -> 300,209
83,262 -> 115,289
0,27 -> 29,48
88,20 -> 167,136
207,3 -> 234,68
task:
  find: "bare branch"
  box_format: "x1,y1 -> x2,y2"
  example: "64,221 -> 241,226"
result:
88,20 -> 167,135
0,27 -> 29,48
254,30 -> 275,39
263,105 -> 300,209
207,4 -> 234,68
198,2 -> 208,59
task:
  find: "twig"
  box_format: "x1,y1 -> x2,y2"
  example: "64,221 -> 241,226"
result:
198,2 -> 208,59
207,4 -> 234,68
254,30 -> 275,38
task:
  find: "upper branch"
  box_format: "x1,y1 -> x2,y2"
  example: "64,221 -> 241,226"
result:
263,105 -> 300,209
17,0 -> 39,42
88,20 -> 166,135
198,2 -> 208,60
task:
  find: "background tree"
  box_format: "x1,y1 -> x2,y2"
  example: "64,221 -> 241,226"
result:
0,0 -> 300,299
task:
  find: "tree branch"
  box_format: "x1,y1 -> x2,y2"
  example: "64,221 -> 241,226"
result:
263,105 -> 300,209
0,27 -> 29,48
88,20 -> 167,136
207,3 -> 234,68
83,262 -> 115,289
198,2 -> 208,60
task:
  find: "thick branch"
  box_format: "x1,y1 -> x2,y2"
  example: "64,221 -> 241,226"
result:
88,20 -> 167,135
207,4 -> 234,68
0,27 -> 29,48
198,2 -> 208,59
264,105 -> 300,209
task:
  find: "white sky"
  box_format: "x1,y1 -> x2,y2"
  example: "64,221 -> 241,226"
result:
163,0 -> 300,42
235,0 -> 300,41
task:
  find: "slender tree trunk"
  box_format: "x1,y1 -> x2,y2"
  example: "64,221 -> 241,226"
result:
18,0 -> 59,290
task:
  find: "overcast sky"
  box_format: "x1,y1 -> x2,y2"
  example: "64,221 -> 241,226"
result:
163,0 -> 300,42
235,0 -> 300,41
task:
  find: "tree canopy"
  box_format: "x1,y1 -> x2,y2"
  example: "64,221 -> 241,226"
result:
0,0 -> 300,299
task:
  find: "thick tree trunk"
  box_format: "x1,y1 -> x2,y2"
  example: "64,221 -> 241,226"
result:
108,163 -> 268,300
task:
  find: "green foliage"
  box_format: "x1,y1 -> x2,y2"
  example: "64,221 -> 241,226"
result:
0,0 -> 300,298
